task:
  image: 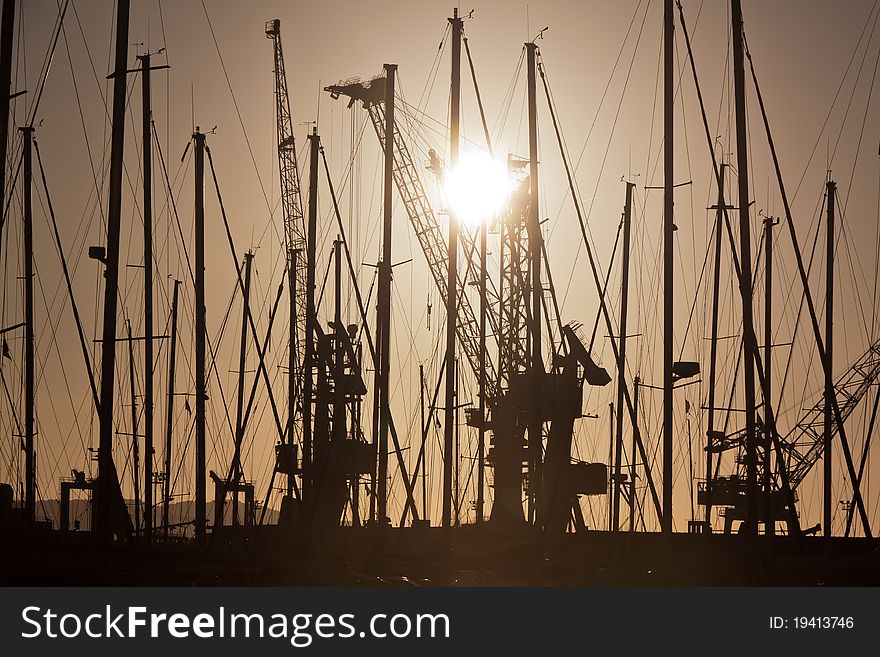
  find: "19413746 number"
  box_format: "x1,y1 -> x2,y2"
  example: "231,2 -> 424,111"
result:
770,616 -> 855,629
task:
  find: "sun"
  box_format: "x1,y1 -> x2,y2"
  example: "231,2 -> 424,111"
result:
443,151 -> 513,228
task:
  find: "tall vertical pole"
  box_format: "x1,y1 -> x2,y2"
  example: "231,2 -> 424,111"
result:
629,376 -> 640,532
612,182 -> 634,532
763,216 -> 777,535
232,251 -> 253,525
824,179 -> 835,538
705,164 -> 726,529
351,345 -> 362,526
193,128 -> 207,546
477,202 -> 487,526
334,236 -> 349,524
369,347 -> 379,525
454,358 -> 461,525
287,248 -> 297,500
525,41 -> 543,526
376,64 -> 397,526
127,319 -> 140,535
731,0 -> 758,535
333,237 -> 351,519
419,363 -> 427,520
0,0 -> 16,258
137,53 -> 155,541
333,237 -> 345,447
304,129 -> 320,500
661,0 -> 675,535
21,126 -> 35,525
163,279 -> 180,540
608,403 -> 614,531
96,0 -> 131,544
443,8 -> 462,530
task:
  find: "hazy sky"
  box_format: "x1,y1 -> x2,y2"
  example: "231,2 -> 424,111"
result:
3,0 -> 880,534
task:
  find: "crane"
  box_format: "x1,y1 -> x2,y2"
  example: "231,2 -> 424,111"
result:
265,19 -> 307,497
702,337 -> 880,532
325,74 -> 500,400
326,62 -> 610,530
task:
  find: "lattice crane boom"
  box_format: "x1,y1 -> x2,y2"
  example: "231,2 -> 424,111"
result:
325,74 -> 499,399
784,338 -> 880,491
265,19 -> 307,425
710,338 -> 880,493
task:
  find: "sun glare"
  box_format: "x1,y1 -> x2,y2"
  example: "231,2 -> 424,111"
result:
443,151 -> 513,228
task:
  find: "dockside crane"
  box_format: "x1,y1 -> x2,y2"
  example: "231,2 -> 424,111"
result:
326,40 -> 612,531
265,19 -> 307,504
324,75 -> 499,401
703,337 -> 880,534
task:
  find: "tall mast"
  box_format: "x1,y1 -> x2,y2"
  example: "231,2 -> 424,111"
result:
137,52 -> 155,541
163,279 -> 180,540
661,0 -> 675,535
420,363 -> 427,519
443,7 -> 462,529
333,237 -> 347,519
705,164 -> 727,529
376,63 -> 397,525
731,0 -> 758,535
824,179 -> 835,537
477,175 -> 487,526
287,249 -> 306,499
630,376 -> 641,532
126,319 -> 140,535
193,128 -> 207,545
763,214 -> 778,535
304,128 -> 319,499
21,126 -> 34,525
607,403 -> 614,530
612,182 -> 634,532
454,358 -> 460,525
95,0 -> 131,543
0,0 -> 15,257
333,237 -> 345,447
232,251 -> 253,525
525,40 -> 543,526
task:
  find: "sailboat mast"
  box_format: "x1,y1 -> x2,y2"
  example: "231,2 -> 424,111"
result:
525,40 -> 543,526
419,363 -> 427,519
21,126 -> 35,525
763,214 -> 777,535
731,0 -> 758,536
288,248 -> 297,501
661,0 -> 674,535
376,64 -> 396,526
443,7 -> 462,529
126,319 -> 140,535
333,237 -> 345,446
96,0 -> 131,543
193,128 -> 207,545
824,179 -> 836,538
138,52 -> 155,541
304,128 -> 319,500
630,376 -> 640,532
477,181 -> 487,526
0,0 -> 14,258
163,279 -> 180,540
612,182 -> 634,532
232,251 -> 254,525
705,164 -> 727,529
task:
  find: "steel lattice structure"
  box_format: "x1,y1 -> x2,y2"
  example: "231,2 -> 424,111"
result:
265,19 -> 307,434
325,74 -> 499,400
